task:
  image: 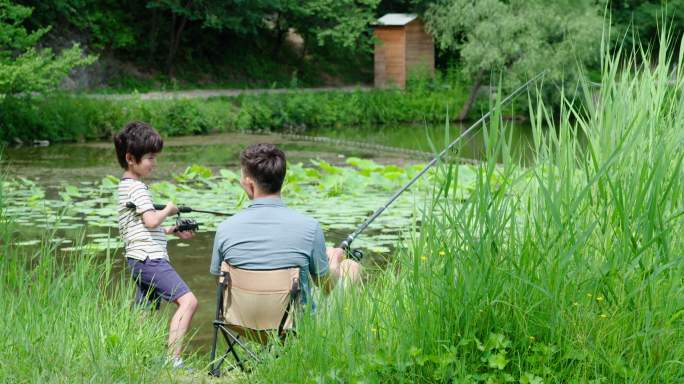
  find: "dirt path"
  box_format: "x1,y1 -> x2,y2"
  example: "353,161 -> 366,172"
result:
87,85 -> 373,100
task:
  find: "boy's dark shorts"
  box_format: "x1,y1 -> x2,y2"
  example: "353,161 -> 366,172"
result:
127,257 -> 191,310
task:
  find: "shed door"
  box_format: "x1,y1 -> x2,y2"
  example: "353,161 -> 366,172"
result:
374,27 -> 406,88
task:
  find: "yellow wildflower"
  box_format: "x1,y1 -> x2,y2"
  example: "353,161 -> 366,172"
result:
528,336 -> 536,342
439,251 -> 446,256
420,255 -> 427,262
596,295 -> 604,302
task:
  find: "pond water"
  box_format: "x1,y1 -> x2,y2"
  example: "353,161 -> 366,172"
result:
2,123 -> 533,353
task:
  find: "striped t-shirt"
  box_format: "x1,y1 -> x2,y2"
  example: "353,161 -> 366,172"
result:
117,178 -> 168,260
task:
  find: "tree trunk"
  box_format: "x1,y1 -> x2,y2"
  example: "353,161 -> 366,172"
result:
271,13 -> 287,59
166,2 -> 192,78
458,69 -> 485,122
148,8 -> 161,63
166,15 -> 188,78
299,35 -> 309,62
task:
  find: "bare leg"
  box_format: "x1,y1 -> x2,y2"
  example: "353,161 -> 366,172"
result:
338,259 -> 361,283
326,248 -> 362,287
168,292 -> 198,358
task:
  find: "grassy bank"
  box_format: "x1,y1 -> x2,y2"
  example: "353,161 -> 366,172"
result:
0,81 -> 470,143
0,176 -> 190,381
246,46 -> 684,381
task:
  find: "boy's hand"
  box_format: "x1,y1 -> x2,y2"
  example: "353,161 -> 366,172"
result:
164,201 -> 179,216
164,226 -> 194,239
174,230 -> 194,240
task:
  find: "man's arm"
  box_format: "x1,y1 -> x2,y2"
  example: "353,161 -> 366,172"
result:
209,227 -> 224,276
309,224 -> 361,293
309,223 -> 334,293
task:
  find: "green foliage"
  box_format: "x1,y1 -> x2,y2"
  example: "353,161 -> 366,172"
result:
158,99 -> 216,135
0,178 -> 182,381
275,0 -> 380,54
0,0 -> 94,95
21,0 -> 381,81
247,39 -> 684,382
20,0 -> 138,50
424,0 -> 603,89
147,0 -> 275,35
0,85 -> 469,142
142,0 -> 380,55
7,0 -> 682,96
610,0 -> 684,50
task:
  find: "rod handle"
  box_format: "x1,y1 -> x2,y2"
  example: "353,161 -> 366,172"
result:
338,235 -> 354,250
125,202 -> 191,213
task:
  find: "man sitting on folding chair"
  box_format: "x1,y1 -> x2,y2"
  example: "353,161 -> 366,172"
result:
208,143 -> 360,375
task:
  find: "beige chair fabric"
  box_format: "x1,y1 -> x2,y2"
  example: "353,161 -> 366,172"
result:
219,261 -> 300,336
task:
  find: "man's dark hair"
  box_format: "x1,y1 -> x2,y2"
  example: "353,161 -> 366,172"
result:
240,143 -> 287,194
114,121 -> 164,169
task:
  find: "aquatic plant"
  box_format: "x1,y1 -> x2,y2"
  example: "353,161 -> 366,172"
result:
4,158 -> 479,256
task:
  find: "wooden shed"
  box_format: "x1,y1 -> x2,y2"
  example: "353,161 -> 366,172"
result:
373,13 -> 434,89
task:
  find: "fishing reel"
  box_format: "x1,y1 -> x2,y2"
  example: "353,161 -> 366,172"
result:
174,216 -> 200,232
347,248 -> 364,261
340,237 -> 364,261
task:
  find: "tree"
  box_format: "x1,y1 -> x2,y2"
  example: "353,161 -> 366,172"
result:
424,0 -> 603,120
610,0 -> 684,52
0,0 -> 95,95
17,0 -> 138,51
146,0 -> 278,76
147,0 -> 380,76
268,0 -> 380,60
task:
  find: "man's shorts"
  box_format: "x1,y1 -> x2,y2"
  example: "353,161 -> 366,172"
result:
126,257 -> 191,310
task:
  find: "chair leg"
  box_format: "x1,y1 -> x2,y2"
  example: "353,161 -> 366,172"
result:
220,327 -> 245,371
208,323 -> 221,377
209,324 -> 242,376
210,324 -> 263,374
222,326 -> 261,362
228,338 -> 244,371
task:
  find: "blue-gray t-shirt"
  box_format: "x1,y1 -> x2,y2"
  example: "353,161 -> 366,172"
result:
210,196 -> 329,306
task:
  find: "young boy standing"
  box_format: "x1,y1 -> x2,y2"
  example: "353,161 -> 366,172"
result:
114,121 -> 198,368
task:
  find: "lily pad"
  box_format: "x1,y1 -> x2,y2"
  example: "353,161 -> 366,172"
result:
3,158 -> 458,256
15,240 -> 41,246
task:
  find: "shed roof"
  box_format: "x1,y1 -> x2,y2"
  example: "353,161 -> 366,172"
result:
375,13 -> 418,26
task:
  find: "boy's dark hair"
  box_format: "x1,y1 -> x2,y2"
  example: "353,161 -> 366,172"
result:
240,143 -> 287,194
114,121 -> 164,169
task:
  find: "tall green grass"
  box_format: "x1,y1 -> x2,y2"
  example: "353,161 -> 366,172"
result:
248,42 -> 684,382
0,178 -> 183,381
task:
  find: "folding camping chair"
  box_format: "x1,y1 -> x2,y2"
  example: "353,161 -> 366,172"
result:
209,261 -> 300,377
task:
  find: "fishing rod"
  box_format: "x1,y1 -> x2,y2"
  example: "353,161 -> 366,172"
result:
126,202 -> 233,232
339,71 -> 546,260
125,202 -> 233,216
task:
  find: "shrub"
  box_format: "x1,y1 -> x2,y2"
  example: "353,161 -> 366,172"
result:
0,85 -> 470,142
